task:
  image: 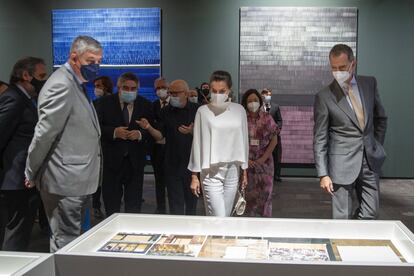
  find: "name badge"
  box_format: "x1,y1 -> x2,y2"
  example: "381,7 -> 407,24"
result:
250,139 -> 260,146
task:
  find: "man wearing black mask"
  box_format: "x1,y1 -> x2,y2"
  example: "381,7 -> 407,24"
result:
0,57 -> 47,251
199,82 -> 210,105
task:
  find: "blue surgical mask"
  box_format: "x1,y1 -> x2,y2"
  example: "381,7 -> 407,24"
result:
169,96 -> 182,108
120,90 -> 137,103
80,63 -> 100,82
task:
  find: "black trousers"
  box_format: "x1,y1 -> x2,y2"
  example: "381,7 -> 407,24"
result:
0,188 -> 40,251
92,186 -> 102,209
273,134 -> 282,179
102,157 -> 144,217
151,144 -> 167,212
166,170 -> 197,215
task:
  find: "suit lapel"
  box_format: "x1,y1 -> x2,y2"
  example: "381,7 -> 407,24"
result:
13,85 -> 37,113
329,80 -> 363,132
114,94 -> 127,126
356,76 -> 369,128
130,97 -> 141,127
62,67 -> 100,134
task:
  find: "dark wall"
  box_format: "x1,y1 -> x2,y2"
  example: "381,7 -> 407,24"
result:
1,0 -> 413,177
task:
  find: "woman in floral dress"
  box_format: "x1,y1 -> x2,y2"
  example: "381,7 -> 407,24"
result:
241,89 -> 278,217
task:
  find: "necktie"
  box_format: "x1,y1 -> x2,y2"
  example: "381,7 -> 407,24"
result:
31,98 -> 37,108
161,100 -> 167,108
81,84 -> 90,102
122,103 -> 130,126
348,85 -> 365,130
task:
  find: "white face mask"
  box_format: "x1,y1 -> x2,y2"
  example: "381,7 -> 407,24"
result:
264,95 -> 271,103
247,102 -> 260,113
189,96 -> 198,103
94,88 -> 104,97
156,88 -> 168,99
332,62 -> 353,85
210,92 -> 228,106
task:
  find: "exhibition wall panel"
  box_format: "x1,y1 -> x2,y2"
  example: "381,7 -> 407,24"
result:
0,0 -> 412,177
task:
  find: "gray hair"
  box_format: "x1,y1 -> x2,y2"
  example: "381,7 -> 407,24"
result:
117,72 -> 140,87
70,35 -> 102,55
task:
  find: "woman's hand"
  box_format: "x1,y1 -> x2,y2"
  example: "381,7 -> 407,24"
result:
191,174 -> 201,197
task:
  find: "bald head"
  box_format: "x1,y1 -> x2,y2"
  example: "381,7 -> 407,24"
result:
168,79 -> 189,108
169,79 -> 189,93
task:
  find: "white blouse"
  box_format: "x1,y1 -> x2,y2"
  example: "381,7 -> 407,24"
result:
188,102 -> 249,172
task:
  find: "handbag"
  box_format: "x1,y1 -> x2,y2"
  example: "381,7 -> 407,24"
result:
232,187 -> 246,216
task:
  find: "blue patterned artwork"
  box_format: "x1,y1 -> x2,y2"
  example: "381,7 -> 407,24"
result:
52,8 -> 161,65
51,8 -> 161,101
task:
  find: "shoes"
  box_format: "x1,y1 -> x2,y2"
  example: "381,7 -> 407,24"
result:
93,208 -> 104,219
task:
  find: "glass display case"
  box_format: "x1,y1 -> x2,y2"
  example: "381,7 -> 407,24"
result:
55,214 -> 414,276
0,251 -> 54,276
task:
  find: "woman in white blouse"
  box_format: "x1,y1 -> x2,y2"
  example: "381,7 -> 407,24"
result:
188,71 -> 249,216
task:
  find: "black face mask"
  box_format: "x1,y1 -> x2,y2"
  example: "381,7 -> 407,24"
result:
202,88 -> 209,97
30,77 -> 46,94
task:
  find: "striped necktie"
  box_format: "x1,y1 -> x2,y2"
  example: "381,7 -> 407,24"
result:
348,85 -> 365,130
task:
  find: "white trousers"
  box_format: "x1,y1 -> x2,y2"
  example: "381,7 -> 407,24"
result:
201,163 -> 240,217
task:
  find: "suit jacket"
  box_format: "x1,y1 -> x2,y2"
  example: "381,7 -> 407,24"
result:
0,85 -> 37,190
25,66 -> 102,196
96,93 -> 153,171
265,103 -> 283,130
313,75 -> 387,185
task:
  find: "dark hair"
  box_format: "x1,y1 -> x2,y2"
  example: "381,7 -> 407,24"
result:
209,70 -> 232,89
117,72 -> 140,87
329,44 -> 355,62
94,76 -> 113,94
200,82 -> 209,89
241,89 -> 263,110
0,80 -> 8,86
9,57 -> 45,84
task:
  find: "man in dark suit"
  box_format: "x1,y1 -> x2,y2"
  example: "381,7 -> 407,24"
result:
97,72 -> 153,216
150,77 -> 169,214
0,57 -> 47,250
137,80 -> 199,215
261,88 -> 283,182
314,44 -> 387,220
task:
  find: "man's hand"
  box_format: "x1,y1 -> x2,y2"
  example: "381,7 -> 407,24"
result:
178,123 -> 194,135
127,130 -> 142,141
114,126 -> 129,140
136,118 -> 151,130
320,176 -> 334,196
190,175 -> 201,197
24,177 -> 35,189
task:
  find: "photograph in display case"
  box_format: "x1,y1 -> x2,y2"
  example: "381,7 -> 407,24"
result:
98,233 -> 161,254
268,242 -> 330,262
96,231 -> 407,264
148,235 -> 207,257
198,236 -> 268,260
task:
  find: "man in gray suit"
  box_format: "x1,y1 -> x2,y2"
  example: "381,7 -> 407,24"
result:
25,36 -> 103,251
313,44 -> 387,220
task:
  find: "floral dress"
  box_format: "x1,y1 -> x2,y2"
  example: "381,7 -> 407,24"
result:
246,111 -> 278,217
